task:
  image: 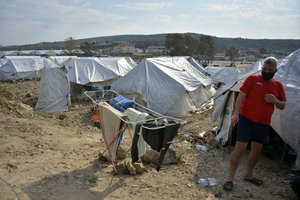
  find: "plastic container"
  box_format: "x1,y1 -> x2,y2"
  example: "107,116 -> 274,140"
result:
197,178 -> 217,187
196,144 -> 208,152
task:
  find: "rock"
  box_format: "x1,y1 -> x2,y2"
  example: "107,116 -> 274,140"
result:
142,148 -> 178,165
142,150 -> 159,164
126,161 -> 136,175
19,103 -> 33,111
132,162 -> 146,174
162,148 -> 178,165
115,162 -> 129,175
58,114 -> 67,120
214,192 -> 222,198
116,147 -> 127,160
98,153 -> 109,161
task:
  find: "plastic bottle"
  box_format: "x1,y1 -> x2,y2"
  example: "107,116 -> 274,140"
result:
197,178 -> 217,187
196,144 -> 208,152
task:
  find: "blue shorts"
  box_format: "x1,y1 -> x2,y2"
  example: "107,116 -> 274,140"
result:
236,115 -> 270,144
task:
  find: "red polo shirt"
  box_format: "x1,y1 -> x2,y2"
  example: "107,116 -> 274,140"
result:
240,74 -> 286,125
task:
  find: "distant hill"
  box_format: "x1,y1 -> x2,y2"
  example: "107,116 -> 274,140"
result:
1,33 -> 299,55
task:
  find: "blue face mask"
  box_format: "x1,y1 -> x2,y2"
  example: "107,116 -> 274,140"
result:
262,71 -> 275,81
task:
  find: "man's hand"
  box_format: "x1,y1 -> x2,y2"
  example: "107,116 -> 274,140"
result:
265,93 -> 286,110
265,94 -> 277,103
231,114 -> 239,127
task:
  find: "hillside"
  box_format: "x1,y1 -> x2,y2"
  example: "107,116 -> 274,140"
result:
1,33 -> 300,54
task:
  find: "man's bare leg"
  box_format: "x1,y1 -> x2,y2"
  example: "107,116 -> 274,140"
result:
228,141 -> 248,181
244,141 -> 263,179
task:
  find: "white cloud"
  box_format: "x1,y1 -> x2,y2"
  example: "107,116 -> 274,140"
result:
0,0 -> 299,45
0,0 -> 129,45
115,2 -> 174,10
149,15 -> 172,24
178,14 -> 189,18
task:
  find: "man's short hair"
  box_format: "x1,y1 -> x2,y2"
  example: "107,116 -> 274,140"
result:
264,57 -> 278,68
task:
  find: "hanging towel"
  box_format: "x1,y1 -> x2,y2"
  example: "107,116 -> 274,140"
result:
126,108 -> 151,157
98,102 -> 126,163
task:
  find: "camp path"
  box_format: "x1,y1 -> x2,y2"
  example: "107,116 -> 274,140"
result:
0,80 -> 296,200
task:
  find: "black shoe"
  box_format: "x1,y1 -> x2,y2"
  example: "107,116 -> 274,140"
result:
223,181 -> 233,191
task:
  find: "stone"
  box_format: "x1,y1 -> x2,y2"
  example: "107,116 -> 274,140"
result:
115,162 -> 129,175
116,147 -> 127,160
126,161 -> 136,175
132,162 -> 146,174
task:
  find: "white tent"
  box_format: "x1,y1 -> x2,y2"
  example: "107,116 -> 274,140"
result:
185,57 -> 208,76
0,58 -> 8,81
111,57 -> 213,117
271,49 -> 300,156
0,57 -> 48,81
65,57 -> 136,85
205,66 -> 226,76
97,57 -> 137,76
35,61 -> 70,113
65,57 -> 118,85
0,58 -> 8,66
210,67 -> 240,85
4,56 -> 41,59
49,56 -> 77,65
212,50 -> 300,156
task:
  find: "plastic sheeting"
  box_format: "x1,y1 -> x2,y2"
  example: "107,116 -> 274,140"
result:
111,57 -> 213,117
211,67 -> 240,85
272,49 -> 300,155
65,57 -> 136,85
0,57 -> 48,81
35,64 -> 70,113
97,57 -> 136,76
49,56 -> 77,65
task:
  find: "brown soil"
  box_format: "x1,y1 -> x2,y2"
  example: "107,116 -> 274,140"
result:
0,80 -> 297,200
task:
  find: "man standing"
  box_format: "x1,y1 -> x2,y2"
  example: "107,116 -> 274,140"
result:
223,57 -> 286,191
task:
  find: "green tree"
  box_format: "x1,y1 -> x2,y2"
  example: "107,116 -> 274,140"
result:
226,45 -> 239,65
183,35 -> 199,56
65,37 -> 76,55
197,35 -> 216,64
165,33 -> 185,56
165,34 -> 216,61
80,41 -> 94,56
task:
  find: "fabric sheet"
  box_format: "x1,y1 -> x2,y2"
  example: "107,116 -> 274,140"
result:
98,102 -> 126,163
126,108 -> 150,157
131,120 -> 180,171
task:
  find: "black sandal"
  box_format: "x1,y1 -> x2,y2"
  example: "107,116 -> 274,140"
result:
244,178 -> 263,186
223,181 -> 233,191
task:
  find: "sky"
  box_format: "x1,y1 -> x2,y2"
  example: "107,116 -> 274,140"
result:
0,0 -> 300,46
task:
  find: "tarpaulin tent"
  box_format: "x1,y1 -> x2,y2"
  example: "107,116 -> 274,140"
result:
97,57 -> 137,77
49,56 -> 77,65
65,57 -> 118,85
111,57 -> 214,117
35,61 -> 70,113
185,57 -> 208,76
64,57 -> 137,98
65,57 -> 136,85
271,49 -> 300,156
0,57 -> 49,81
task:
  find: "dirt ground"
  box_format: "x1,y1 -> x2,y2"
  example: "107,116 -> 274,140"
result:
0,80 -> 298,200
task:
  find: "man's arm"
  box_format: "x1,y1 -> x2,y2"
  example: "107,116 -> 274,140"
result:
265,94 -> 286,110
231,92 -> 246,127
